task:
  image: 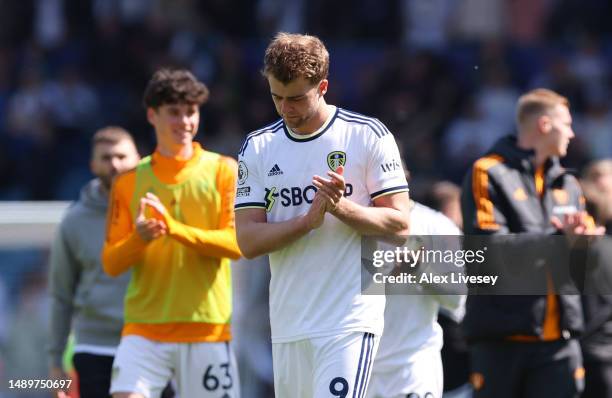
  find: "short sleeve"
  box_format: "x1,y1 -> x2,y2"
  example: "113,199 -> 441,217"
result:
366,128 -> 409,200
234,138 -> 267,211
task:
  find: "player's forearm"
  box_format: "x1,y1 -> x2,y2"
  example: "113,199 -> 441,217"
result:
166,219 -> 242,260
102,232 -> 148,276
236,215 -> 311,259
331,198 -> 409,236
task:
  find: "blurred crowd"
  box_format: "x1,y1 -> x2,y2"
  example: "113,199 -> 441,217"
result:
0,0 -> 611,199
2,0 -> 612,396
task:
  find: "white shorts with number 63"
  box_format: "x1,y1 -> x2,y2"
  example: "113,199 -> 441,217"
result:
110,335 -> 240,398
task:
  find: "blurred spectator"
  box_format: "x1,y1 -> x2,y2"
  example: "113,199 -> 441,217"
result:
580,284 -> 612,398
576,97 -> 612,161
0,0 -> 610,201
507,0 -> 550,44
0,1 -> 34,46
583,159 -> 612,193
256,0 -> 305,36
421,180 -> 463,229
4,65 -> 58,199
570,36 -> 608,103
33,0 -> 66,50
196,0 -> 257,39
474,63 -> 519,134
2,270 -> 50,384
442,96 -> 506,181
92,0 -> 151,27
450,0 -> 506,42
399,0 -> 455,50
42,65 -> 100,131
529,55 -> 586,113
546,0 -> 612,42
580,159 -> 612,398
6,65 -> 52,146
0,277 -> 8,346
305,0 -> 401,41
582,159 -> 612,223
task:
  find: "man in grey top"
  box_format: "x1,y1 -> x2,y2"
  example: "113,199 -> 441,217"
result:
48,126 -> 139,398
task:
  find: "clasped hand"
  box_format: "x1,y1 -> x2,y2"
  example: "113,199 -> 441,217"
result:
304,166 -> 346,230
136,192 -> 169,241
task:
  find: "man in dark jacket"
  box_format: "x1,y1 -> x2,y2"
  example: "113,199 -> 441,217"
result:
461,88 -> 603,398
580,159 -> 612,398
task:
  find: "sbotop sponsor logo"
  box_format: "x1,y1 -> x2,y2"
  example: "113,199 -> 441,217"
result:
264,184 -> 354,211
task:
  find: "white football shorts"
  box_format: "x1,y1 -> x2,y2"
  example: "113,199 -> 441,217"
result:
110,334 -> 240,398
367,346 -> 443,398
272,331 -> 380,398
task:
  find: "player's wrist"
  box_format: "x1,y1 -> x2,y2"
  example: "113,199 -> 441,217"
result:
164,215 -> 178,236
300,213 -> 313,232
329,197 -> 348,217
132,229 -> 153,245
299,212 -> 318,233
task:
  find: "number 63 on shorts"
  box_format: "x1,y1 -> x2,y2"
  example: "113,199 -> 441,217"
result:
110,335 -> 240,398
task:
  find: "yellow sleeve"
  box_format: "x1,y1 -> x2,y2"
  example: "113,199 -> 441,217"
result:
102,171 -> 149,277
166,156 -> 242,260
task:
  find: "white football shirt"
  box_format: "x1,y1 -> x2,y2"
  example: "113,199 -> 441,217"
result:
235,106 -> 409,342
373,202 -> 463,374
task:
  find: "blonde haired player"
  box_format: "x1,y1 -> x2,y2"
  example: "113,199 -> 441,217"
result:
235,33 -> 410,397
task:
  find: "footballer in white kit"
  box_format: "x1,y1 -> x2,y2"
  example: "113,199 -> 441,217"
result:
236,106 -> 409,396
368,202 -> 465,398
235,33 -> 410,398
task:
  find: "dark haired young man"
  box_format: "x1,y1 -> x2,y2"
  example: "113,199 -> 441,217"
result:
103,68 -> 242,398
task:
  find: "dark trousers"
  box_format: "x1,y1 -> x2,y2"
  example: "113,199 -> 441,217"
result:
73,353 -> 115,398
583,359 -> 612,398
73,353 -> 175,398
469,339 -> 583,398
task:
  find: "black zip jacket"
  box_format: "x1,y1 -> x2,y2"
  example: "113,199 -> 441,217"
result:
581,229 -> 612,362
461,135 -> 585,342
